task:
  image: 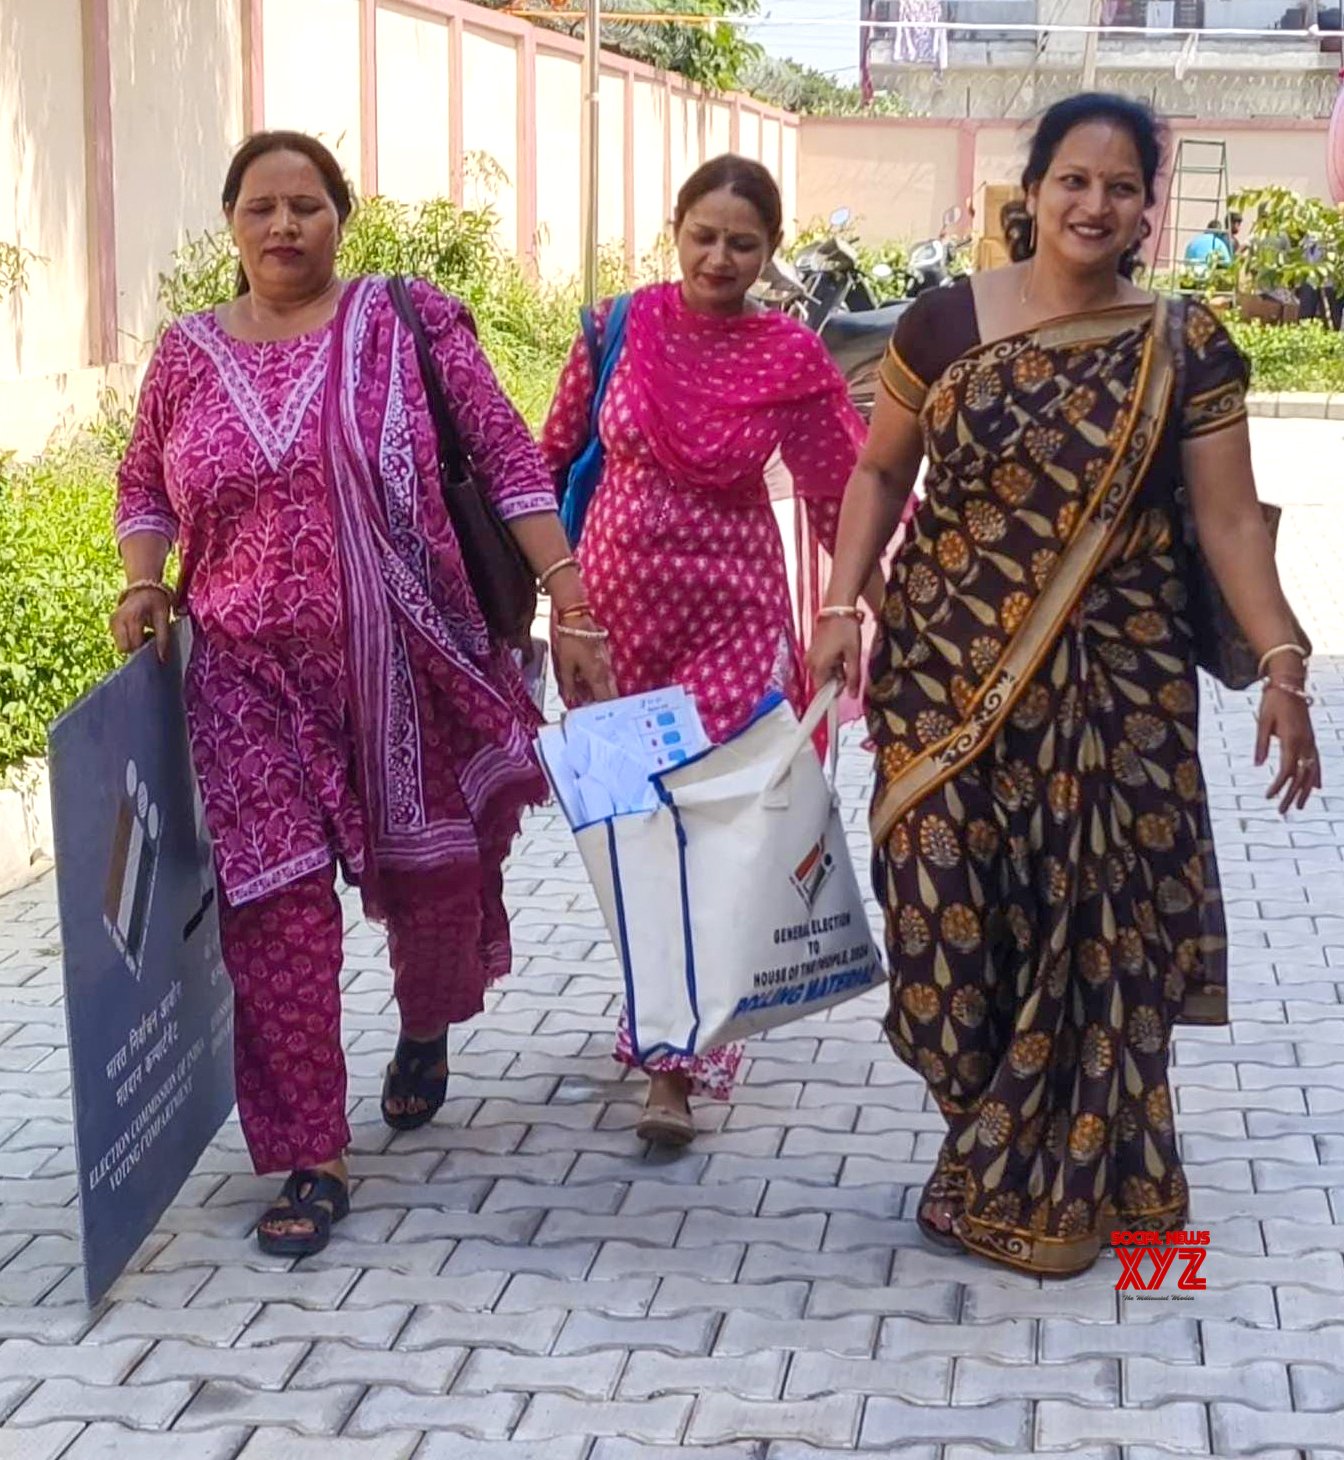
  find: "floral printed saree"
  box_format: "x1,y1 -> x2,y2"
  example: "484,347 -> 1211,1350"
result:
868,286 -> 1249,1274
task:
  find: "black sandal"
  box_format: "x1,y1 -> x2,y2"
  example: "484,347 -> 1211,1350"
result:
256,1169 -> 350,1258
381,1031 -> 449,1131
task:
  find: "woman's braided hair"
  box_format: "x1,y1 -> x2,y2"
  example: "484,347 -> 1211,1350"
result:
1002,93 -> 1165,282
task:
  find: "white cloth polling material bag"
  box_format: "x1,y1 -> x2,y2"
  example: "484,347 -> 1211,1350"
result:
552,683 -> 883,1059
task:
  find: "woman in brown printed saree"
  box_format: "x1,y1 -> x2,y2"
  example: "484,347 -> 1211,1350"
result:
808,95 -> 1321,1277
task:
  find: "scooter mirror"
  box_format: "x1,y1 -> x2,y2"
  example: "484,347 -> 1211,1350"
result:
829,207 -> 851,229
943,206 -> 962,227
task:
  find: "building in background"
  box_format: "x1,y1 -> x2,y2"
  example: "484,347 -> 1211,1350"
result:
862,0 -> 1341,119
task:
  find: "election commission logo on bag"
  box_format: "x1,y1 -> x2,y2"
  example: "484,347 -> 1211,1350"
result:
791,836 -> 834,908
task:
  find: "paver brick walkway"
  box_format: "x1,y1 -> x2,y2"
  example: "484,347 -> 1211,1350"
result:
0,420 -> 1341,1457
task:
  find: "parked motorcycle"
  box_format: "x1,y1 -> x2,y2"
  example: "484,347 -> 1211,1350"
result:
754,208 -> 909,423
905,206 -> 970,297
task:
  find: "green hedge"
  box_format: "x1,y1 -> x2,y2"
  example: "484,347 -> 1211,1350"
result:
0,439 -> 121,771
1226,317 -> 1344,395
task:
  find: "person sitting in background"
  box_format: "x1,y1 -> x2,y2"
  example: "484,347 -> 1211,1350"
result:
1224,211 -> 1243,255
1184,219 -> 1233,275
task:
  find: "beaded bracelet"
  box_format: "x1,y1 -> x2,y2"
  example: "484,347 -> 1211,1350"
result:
117,579 -> 173,608
556,624 -> 610,642
538,557 -> 580,592
1262,679 -> 1315,707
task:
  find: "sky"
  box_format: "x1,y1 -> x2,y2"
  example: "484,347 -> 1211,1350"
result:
746,0 -> 863,83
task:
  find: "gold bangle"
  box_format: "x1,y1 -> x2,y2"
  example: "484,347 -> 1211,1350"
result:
117,579 -> 173,608
1257,643 -> 1309,678
1262,678 -> 1315,706
538,557 -> 580,593
555,623 -> 609,642
817,605 -> 864,624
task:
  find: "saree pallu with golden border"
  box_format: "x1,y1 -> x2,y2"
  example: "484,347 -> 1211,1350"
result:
868,300 -> 1228,1276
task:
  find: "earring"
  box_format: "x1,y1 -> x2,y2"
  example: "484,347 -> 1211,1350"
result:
1028,215 -> 1038,254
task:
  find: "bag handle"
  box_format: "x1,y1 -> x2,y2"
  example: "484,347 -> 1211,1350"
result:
762,680 -> 843,800
388,275 -> 468,481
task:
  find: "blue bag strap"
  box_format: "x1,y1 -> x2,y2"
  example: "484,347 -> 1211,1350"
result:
560,293 -> 631,547
587,292 -> 630,433
580,306 -> 600,388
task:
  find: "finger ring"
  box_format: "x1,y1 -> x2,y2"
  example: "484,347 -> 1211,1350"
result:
1299,755 -> 1317,769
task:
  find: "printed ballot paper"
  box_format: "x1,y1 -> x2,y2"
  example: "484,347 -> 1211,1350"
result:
536,687 -> 710,825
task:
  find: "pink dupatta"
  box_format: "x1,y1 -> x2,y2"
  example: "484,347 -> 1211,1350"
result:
622,283 -> 865,710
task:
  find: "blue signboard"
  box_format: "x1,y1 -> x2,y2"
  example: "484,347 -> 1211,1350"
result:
48,621 -> 235,1305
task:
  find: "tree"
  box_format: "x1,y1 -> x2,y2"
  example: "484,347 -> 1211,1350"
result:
478,0 -> 762,91
604,0 -> 763,90
1231,186 -> 1344,296
740,53 -> 911,116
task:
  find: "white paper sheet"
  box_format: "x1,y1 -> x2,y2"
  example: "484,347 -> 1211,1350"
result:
536,686 -> 710,828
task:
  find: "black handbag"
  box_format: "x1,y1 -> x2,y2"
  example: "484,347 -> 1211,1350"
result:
387,276 -> 537,647
1164,298 -> 1309,692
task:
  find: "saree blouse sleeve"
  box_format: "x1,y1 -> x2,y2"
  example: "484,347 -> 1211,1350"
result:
407,278 -> 556,522
878,283 -> 977,414
1179,301 -> 1250,440
115,328 -> 183,545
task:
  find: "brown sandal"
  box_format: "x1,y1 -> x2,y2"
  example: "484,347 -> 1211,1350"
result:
636,1104 -> 696,1147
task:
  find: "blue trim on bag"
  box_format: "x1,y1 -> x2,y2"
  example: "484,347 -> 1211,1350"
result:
559,293 -> 630,545
655,781 -> 701,1058
606,817 -> 646,1062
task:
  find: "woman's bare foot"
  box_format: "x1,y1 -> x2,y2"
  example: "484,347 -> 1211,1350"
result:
918,1197 -> 959,1235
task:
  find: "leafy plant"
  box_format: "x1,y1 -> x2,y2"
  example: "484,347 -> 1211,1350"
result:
0,241 -> 41,299
789,216 -> 913,297
476,0 -> 761,91
1229,186 -> 1344,296
156,229 -> 240,320
1225,317 -> 1344,394
0,437 -> 122,771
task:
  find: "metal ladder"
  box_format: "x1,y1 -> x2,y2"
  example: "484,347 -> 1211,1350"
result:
1154,138 -> 1232,284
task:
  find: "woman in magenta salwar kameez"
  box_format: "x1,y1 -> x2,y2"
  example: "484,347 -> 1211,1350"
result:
111,132 -> 613,1256
540,156 -> 867,1145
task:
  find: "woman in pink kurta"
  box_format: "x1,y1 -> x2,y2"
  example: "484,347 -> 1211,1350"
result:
540,156 -> 865,1142
112,132 -> 613,1256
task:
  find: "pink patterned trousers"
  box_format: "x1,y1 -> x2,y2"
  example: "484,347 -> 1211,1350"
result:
218,844 -> 508,1175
